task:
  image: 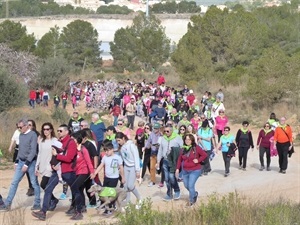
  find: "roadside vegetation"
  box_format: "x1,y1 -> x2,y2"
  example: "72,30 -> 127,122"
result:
77,193 -> 300,225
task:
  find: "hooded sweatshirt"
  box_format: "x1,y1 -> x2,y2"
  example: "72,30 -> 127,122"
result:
157,132 -> 183,163
120,140 -> 140,172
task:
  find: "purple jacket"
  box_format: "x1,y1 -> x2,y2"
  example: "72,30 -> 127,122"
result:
257,129 -> 274,148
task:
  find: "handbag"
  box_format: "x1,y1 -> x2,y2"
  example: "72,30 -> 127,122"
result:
280,127 -> 294,158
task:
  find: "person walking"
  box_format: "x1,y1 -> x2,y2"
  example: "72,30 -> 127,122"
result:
0,119 -> 40,211
235,121 -> 254,171
116,132 -> 142,207
216,126 -> 235,177
91,142 -> 125,215
197,120 -> 214,175
126,96 -> 137,130
273,117 -> 293,174
156,125 -> 183,201
90,113 -> 106,156
175,134 -> 207,207
256,122 -> 274,171
143,123 -> 162,187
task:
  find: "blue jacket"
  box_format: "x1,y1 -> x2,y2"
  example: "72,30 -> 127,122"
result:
90,120 -> 106,142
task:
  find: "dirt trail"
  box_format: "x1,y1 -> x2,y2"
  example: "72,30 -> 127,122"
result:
1,104 -> 299,225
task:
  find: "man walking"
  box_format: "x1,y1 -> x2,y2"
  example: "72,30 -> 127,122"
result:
274,117 -> 293,174
0,119 -> 40,211
156,124 -> 183,201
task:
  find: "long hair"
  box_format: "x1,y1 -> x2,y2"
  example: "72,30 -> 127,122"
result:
40,122 -> 56,142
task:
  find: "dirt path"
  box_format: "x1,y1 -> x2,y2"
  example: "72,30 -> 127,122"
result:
1,111 -> 299,225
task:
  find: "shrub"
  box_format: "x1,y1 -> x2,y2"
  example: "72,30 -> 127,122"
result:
0,68 -> 26,113
51,108 -> 70,124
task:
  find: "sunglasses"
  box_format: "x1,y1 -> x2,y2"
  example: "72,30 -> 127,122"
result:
164,130 -> 170,133
200,117 -> 205,119
43,128 -> 51,131
180,128 -> 185,131
118,123 -> 123,125
17,126 -> 25,129
28,124 -> 32,126
57,130 -> 64,133
145,127 -> 150,129
265,125 -> 270,128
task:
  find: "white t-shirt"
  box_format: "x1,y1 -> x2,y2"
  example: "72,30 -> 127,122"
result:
11,129 -> 20,145
102,154 -> 123,179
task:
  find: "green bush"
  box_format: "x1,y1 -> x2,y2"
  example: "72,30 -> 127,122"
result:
51,108 -> 70,124
96,5 -> 133,15
0,68 -> 26,113
81,193 -> 300,225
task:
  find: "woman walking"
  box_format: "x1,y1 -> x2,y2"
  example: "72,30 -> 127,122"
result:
217,126 -> 235,177
235,121 -> 254,170
116,132 -> 142,206
175,134 -> 207,207
256,122 -> 274,171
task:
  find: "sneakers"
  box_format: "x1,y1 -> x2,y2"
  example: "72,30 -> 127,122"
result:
177,178 -> 183,182
26,188 -> 34,197
81,205 -> 87,213
163,195 -> 172,201
0,204 -> 10,211
158,182 -> 164,188
174,192 -> 181,200
148,182 -> 155,187
59,193 -> 67,200
193,191 -> 198,203
31,205 -> 41,211
70,212 -> 83,220
224,172 -> 230,177
203,172 -> 208,176
281,170 -> 286,174
87,204 -> 97,209
259,166 -> 265,171
239,165 -> 242,170
103,210 -> 112,216
242,168 -> 246,171
65,206 -> 75,215
267,167 -> 271,171
48,199 -> 59,211
32,210 -> 46,221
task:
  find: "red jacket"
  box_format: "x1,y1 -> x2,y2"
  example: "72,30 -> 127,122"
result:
29,90 -> 36,100
157,75 -> 165,85
110,105 -> 121,117
75,146 -> 94,175
176,145 -> 207,171
56,135 -> 77,173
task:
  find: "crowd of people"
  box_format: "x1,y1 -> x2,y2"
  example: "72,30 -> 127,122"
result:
0,73 -> 294,221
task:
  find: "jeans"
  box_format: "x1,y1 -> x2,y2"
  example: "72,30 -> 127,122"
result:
5,160 -> 40,207
127,115 -> 135,130
29,99 -> 35,108
182,169 -> 201,203
42,172 -> 59,213
62,172 -> 81,212
162,159 -> 180,197
222,152 -> 231,174
259,146 -> 271,167
113,116 -> 118,127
